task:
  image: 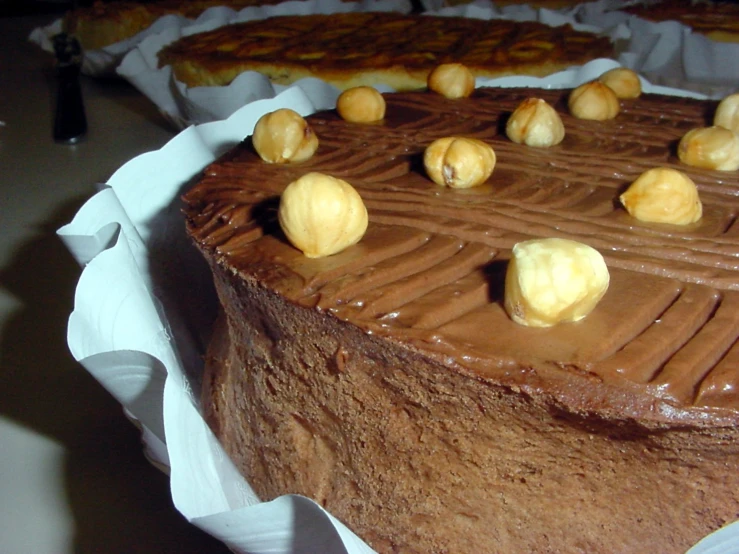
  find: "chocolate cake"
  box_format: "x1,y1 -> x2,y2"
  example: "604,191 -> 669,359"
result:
183,85 -> 739,553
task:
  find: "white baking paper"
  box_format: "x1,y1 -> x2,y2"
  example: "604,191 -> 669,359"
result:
421,0 -> 581,20
573,0 -> 739,98
28,0 -> 412,77
59,85 -> 371,554
58,63 -> 737,554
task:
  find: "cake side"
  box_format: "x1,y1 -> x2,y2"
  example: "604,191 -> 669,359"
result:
158,13 -> 614,89
202,256 -> 739,553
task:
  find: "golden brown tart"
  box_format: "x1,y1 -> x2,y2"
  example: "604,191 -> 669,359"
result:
63,0 -> 279,50
619,0 -> 739,43
184,85 -> 739,553
157,12 -> 613,90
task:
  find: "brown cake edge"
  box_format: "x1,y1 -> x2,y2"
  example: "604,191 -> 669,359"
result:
165,56 -> 585,91
201,250 -> 739,554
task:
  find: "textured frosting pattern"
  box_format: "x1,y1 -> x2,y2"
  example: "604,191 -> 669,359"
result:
184,87 -> 739,420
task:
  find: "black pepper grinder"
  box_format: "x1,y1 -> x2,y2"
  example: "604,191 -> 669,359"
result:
52,32 -> 87,144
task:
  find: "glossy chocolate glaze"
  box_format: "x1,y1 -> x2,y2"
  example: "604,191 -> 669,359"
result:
184,87 -> 739,423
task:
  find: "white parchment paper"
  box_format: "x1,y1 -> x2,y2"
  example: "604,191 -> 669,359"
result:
572,0 -> 739,98
57,61 -> 737,554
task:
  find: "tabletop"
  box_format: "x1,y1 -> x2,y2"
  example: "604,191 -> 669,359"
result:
0,11 -> 232,554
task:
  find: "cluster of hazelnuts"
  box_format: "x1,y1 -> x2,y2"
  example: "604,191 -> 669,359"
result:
247,63 -> 736,328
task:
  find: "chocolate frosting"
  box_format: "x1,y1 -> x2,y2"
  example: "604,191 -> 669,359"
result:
184,87 -> 739,423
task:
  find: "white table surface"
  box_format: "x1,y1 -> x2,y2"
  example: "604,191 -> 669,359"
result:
0,13 -> 232,554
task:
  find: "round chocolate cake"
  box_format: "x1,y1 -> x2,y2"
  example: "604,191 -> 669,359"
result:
183,86 -> 739,553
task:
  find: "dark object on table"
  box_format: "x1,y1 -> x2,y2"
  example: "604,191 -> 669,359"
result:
52,32 -> 87,144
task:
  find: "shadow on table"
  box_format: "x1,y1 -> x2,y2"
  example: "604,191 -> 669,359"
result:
0,195 -> 231,554
85,75 -> 179,134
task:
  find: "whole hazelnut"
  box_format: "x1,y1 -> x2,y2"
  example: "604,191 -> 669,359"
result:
506,98 -> 565,148
568,81 -> 620,121
278,172 -> 368,258
678,126 -> 739,171
504,238 -> 610,328
714,93 -> 739,134
424,137 -> 496,189
620,167 -> 702,225
427,63 -> 475,99
336,86 -> 386,123
252,108 -> 319,163
598,67 -> 642,99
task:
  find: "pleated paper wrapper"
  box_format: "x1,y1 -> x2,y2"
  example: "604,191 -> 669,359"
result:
571,0 -> 739,98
